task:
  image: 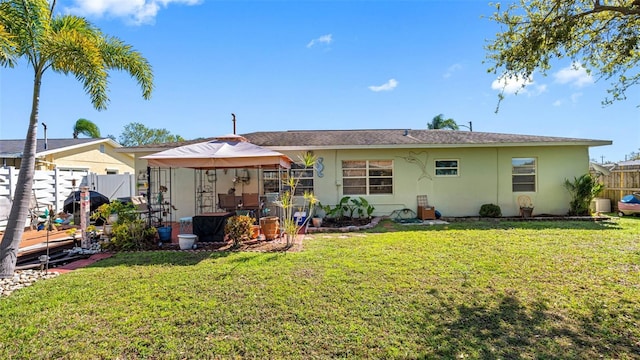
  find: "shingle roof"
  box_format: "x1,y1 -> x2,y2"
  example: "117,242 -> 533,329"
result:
0,138 -> 112,157
118,129 -> 611,152
240,129 -> 611,149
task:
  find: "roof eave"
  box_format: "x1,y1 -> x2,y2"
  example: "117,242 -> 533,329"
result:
265,140 -> 613,151
36,138 -> 119,157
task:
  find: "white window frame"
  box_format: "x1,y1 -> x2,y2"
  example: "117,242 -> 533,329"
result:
512,157 -> 536,192
435,159 -> 459,177
342,160 -> 393,195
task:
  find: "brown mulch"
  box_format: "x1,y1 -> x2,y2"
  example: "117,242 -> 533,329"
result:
157,236 -> 305,253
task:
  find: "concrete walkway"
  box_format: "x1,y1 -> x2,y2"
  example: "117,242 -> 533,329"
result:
55,252 -> 113,273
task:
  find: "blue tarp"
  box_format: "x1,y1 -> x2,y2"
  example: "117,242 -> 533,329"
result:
620,194 -> 640,204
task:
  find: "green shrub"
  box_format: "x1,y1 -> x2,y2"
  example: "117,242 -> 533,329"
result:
224,215 -> 254,247
479,203 -> 502,217
105,219 -> 158,251
319,196 -> 375,220
564,173 -> 604,215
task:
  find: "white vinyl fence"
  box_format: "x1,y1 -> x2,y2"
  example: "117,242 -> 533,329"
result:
0,167 -> 135,231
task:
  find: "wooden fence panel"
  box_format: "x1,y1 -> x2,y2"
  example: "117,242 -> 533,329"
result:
596,164 -> 640,210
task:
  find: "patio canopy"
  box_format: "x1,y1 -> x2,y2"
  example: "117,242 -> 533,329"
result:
141,134 -> 293,169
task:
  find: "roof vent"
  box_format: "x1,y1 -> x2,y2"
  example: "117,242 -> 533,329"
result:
403,129 -> 409,136
42,123 -> 48,149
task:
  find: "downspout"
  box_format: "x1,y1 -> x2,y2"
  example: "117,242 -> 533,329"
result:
496,148 -> 499,206
334,149 -> 340,205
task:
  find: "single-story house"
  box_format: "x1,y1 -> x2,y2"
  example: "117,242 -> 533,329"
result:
121,129 -> 611,219
0,138 -> 134,174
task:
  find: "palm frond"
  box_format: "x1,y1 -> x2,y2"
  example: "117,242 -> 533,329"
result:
100,36 -> 153,100
73,118 -> 100,138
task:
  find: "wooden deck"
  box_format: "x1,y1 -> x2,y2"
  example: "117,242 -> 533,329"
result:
0,228 -> 75,256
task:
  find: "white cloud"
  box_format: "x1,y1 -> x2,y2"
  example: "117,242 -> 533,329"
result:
533,84 -> 547,95
553,99 -> 563,107
554,63 -> 593,87
66,0 -> 202,25
307,34 -> 333,48
491,73 -> 534,95
570,92 -> 583,103
443,63 -> 462,79
368,78 -> 398,92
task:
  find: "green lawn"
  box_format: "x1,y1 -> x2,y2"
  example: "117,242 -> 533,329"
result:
1,218 -> 639,359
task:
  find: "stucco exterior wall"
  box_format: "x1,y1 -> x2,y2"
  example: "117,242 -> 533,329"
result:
281,145 -> 590,217
134,144 -> 591,219
46,143 -> 134,174
279,148 -> 500,217
496,146 -> 589,217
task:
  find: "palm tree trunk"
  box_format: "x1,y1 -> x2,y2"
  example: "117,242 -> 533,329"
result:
0,70 -> 42,278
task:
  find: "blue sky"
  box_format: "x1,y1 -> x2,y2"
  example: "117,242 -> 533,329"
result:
1,0 -> 638,162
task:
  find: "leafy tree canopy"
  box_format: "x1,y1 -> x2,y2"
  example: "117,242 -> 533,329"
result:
485,0 -> 640,107
118,122 -> 184,146
626,148 -> 640,161
428,114 -> 459,130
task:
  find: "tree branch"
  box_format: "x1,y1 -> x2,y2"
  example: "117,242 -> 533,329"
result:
583,3 -> 640,17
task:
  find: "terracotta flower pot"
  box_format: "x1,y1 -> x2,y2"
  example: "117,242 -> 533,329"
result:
520,207 -> 534,218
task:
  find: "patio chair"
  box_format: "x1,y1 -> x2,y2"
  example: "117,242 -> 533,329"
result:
218,193 -> 238,212
242,193 -> 261,211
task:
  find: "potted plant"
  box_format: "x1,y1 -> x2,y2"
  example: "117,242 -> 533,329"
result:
91,203 -> 114,235
520,205 -> 534,218
91,200 -> 136,236
155,185 -> 175,242
311,206 -> 325,227
517,195 -> 534,218
311,215 -> 323,228
92,201 -> 134,224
